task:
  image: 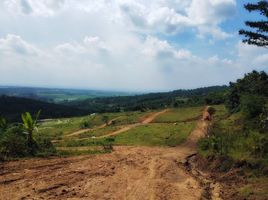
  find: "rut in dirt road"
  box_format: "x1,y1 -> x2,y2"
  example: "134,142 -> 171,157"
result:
0,108 -> 211,200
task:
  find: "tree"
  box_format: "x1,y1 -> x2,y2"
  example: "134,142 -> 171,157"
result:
21,110 -> 41,154
241,95 -> 266,119
239,1 -> 268,47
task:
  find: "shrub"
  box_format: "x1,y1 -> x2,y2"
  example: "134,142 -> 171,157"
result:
240,95 -> 266,119
0,126 -> 30,158
102,137 -> 114,152
35,134 -> 56,156
198,138 -> 210,151
80,121 -> 91,129
207,106 -> 216,115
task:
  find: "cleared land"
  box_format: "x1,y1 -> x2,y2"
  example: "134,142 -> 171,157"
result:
0,106 -> 213,200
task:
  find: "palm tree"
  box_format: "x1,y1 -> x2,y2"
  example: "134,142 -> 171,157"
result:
21,110 -> 41,154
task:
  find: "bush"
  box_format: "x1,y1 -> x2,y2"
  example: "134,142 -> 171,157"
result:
240,95 -> 266,119
0,126 -> 30,158
198,138 -> 210,151
35,134 -> 56,156
207,106 -> 216,115
102,138 -> 114,152
80,121 -> 91,129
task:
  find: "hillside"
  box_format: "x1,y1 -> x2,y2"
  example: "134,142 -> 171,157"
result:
64,86 -> 228,113
0,86 -> 133,103
0,95 -> 88,122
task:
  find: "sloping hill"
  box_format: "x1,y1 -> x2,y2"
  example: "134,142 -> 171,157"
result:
64,86 -> 228,112
0,95 -> 88,122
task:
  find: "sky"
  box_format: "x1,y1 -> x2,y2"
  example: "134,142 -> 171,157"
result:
0,0 -> 267,92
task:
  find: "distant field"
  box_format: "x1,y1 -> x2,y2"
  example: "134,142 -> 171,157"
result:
153,106 -> 203,123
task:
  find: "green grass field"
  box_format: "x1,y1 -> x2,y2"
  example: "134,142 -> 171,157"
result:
113,122 -> 196,147
57,122 -> 196,147
37,111 -> 151,139
40,106 -> 202,151
153,106 -> 203,123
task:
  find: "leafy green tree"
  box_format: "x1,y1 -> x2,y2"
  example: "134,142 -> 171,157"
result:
21,110 -> 41,154
239,1 -> 268,47
226,71 -> 268,113
241,95 -> 266,119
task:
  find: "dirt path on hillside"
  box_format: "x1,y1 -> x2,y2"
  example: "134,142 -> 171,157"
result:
65,117 -> 122,138
0,108 -> 210,200
67,109 -> 169,140
95,109 -> 169,139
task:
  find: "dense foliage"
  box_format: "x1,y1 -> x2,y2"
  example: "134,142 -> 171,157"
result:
0,112 -> 55,160
226,70 -> 268,114
239,1 -> 268,47
0,95 -> 89,122
199,71 -> 268,174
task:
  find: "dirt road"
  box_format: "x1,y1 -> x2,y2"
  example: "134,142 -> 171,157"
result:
67,109 -> 169,139
96,109 -> 169,139
65,117 -> 122,138
0,109 -> 210,200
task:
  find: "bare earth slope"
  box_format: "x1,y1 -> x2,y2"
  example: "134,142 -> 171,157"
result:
0,109 -> 209,200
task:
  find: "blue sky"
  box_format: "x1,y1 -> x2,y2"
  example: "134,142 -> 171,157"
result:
0,0 -> 267,92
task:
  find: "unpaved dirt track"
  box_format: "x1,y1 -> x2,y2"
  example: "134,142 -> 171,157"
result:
65,117 -> 122,138
65,110 -> 168,139
0,109 -> 209,200
96,109 -> 169,139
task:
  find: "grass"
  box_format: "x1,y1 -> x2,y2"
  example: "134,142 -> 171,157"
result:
153,106 -> 203,123
238,177 -> 268,199
59,122 -> 196,147
114,122 -> 196,146
37,111 -> 150,139
76,125 -> 123,139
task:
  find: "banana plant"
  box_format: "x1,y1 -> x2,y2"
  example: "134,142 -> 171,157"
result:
21,110 -> 41,154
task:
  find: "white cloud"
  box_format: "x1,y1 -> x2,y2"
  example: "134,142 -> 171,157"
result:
0,34 -> 40,56
3,0 -> 65,16
2,0 -> 236,39
0,1 -> 267,91
118,0 -> 236,39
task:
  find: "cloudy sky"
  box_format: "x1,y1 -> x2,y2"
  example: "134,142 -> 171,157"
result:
0,0 -> 267,92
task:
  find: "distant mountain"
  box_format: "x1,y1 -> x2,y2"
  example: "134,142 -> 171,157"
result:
0,86 -> 135,103
0,95 -> 89,122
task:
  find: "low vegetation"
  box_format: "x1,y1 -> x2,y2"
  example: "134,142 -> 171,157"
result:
198,71 -> 268,199
153,106 -> 203,123
0,112 -> 56,160
113,122 -> 195,147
